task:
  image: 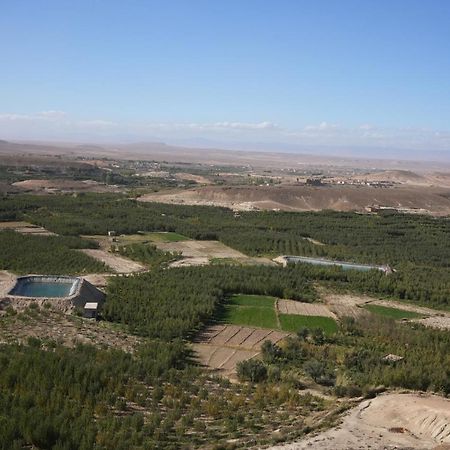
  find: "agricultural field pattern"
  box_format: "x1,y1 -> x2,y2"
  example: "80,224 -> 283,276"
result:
0,146 -> 449,450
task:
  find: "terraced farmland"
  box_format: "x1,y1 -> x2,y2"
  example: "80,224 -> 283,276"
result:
192,324 -> 291,376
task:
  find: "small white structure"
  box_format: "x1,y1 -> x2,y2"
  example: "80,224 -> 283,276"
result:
382,354 -> 404,363
84,302 -> 99,319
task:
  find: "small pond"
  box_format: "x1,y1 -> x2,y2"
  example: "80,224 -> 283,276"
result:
9,276 -> 80,298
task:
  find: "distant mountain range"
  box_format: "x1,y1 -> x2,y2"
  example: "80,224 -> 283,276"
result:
1,138 -> 450,172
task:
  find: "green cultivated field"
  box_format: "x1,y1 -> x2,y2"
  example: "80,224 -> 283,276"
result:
222,294 -> 278,328
228,294 -> 276,308
222,305 -> 278,329
145,231 -> 189,242
364,304 -> 424,320
222,294 -> 339,334
279,314 -> 338,335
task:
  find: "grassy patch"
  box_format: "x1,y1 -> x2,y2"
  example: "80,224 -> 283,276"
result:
90,232 -> 190,246
228,294 -> 276,308
279,314 -> 338,335
222,305 -> 278,329
364,304 -> 424,320
145,232 -> 189,242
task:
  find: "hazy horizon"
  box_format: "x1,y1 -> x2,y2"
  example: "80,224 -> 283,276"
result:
1,1 -> 450,159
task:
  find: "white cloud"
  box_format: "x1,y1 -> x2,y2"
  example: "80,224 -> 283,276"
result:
38,110 -> 67,119
0,113 -> 33,121
0,111 -> 67,121
0,111 -> 448,153
142,121 -> 279,132
79,119 -> 117,128
212,121 -> 278,130
304,121 -> 339,131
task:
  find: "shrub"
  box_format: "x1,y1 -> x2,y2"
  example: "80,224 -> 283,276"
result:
236,359 -> 268,383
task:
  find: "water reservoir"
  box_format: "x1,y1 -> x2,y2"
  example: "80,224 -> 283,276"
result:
9,276 -> 80,298
281,256 -> 390,273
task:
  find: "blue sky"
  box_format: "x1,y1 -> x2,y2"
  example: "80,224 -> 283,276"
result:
1,0 -> 450,154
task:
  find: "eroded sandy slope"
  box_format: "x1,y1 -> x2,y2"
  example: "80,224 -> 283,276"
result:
269,393 -> 450,450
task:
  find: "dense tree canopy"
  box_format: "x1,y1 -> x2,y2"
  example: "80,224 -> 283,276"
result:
105,265 -> 315,339
0,230 -> 107,274
1,193 -> 448,306
0,193 -> 449,449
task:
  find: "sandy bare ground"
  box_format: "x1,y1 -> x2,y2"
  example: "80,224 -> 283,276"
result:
79,249 -> 146,273
192,324 -> 291,376
367,300 -> 450,330
328,304 -> 369,320
154,239 -> 277,268
138,184 -> 450,215
368,299 -> 447,317
0,221 -> 57,236
169,257 -> 210,267
320,292 -> 371,320
12,178 -> 121,194
174,172 -> 213,185
269,393 -> 450,450
361,169 -> 450,188
0,271 -> 16,299
81,273 -> 111,288
194,344 -> 259,374
154,240 -> 247,259
412,316 -> 450,331
321,291 -> 450,330
277,299 -> 337,319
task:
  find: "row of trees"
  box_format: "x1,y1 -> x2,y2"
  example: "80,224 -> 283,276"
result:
0,335 -> 328,449
0,230 -> 107,275
1,193 -> 448,306
116,243 -> 181,269
105,265 -> 315,340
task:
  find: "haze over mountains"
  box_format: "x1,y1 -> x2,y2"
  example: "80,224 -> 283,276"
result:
2,139 -> 450,173
165,137 -> 450,163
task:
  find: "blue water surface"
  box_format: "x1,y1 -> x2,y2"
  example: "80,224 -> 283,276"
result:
10,280 -> 74,298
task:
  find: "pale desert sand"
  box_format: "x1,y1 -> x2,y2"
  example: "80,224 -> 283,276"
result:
268,393 -> 450,450
79,249 -> 146,273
